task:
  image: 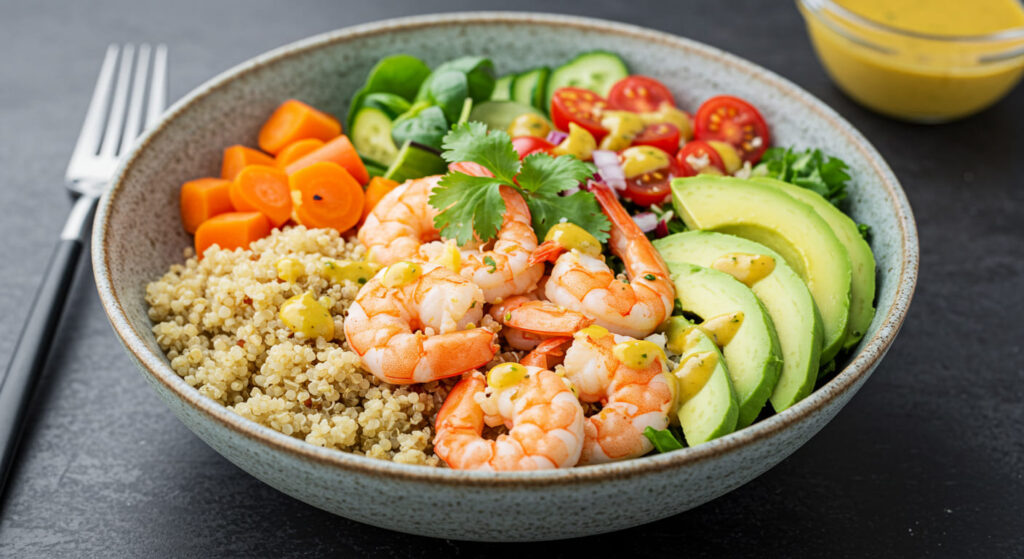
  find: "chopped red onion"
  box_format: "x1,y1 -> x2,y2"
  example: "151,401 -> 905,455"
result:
592,149 -> 626,191
655,219 -> 670,238
546,130 -> 568,144
632,211 -> 658,233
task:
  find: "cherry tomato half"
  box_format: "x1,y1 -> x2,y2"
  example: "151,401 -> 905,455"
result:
675,140 -> 726,176
550,87 -> 609,142
693,95 -> 770,163
511,136 -> 555,160
607,76 -> 676,113
622,156 -> 682,207
632,122 -> 681,154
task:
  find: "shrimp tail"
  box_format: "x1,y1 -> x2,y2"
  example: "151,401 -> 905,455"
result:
449,161 -> 494,178
592,181 -> 671,281
521,336 -> 573,368
529,240 -> 567,266
591,182 -> 646,241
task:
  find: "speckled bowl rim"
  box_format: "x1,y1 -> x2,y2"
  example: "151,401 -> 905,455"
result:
93,11 -> 918,486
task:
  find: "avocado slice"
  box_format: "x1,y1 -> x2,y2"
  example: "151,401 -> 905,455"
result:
751,177 -> 876,352
654,231 -> 823,412
671,175 -> 852,363
662,316 -> 740,445
667,262 -> 783,427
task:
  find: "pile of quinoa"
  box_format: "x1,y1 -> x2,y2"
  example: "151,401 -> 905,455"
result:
145,226 -> 458,466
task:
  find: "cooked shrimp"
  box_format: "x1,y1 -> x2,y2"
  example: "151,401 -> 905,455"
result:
488,294 -> 593,350
433,364 -> 585,470
562,326 -> 676,464
343,261 -> 497,384
533,183 -> 674,338
358,175 -> 442,266
420,185 -> 544,303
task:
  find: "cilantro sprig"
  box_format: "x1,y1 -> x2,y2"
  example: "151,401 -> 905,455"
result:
430,122 -> 610,245
753,147 -> 852,206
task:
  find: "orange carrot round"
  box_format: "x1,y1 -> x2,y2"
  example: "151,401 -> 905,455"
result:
229,165 -> 292,227
258,99 -> 341,155
284,135 -> 368,185
275,138 -> 325,169
194,211 -> 271,258
288,161 -> 364,233
180,177 -> 233,234
360,176 -> 400,224
221,145 -> 276,180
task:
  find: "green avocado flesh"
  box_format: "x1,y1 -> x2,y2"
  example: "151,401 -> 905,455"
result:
671,175 -> 852,363
751,177 -> 877,352
667,263 -> 783,427
654,231 -> 823,412
663,316 -> 740,446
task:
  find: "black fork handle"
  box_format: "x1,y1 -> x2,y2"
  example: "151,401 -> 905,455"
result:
0,195 -> 97,496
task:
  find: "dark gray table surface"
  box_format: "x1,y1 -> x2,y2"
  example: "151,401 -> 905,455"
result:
1,0 -> 1022,556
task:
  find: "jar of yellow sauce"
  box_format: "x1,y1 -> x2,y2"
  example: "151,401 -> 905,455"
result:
798,0 -> 1024,122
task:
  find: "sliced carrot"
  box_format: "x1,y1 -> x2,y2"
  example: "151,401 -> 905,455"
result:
221,145 -> 276,180
258,99 -> 341,155
284,135 -> 368,185
180,177 -> 233,234
275,138 -> 325,169
194,211 -> 270,258
288,161 -> 364,233
361,176 -> 400,224
229,165 -> 292,227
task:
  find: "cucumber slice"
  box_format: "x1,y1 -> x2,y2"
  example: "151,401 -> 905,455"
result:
362,157 -> 388,179
545,50 -> 629,104
491,75 -> 513,101
512,67 -> 550,111
383,141 -> 449,183
350,107 -> 399,166
468,101 -> 544,132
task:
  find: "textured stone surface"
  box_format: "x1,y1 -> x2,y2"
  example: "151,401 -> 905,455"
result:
0,0 -> 1021,556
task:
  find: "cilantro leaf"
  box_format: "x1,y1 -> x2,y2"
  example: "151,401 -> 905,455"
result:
430,174 -> 506,245
643,426 -> 684,453
430,124 -> 609,246
528,189 -> 610,243
440,122 -> 520,184
517,152 -> 594,194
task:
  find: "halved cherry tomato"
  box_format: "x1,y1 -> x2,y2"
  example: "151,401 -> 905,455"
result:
676,140 -> 726,176
693,95 -> 770,163
550,87 -> 608,142
622,156 -> 682,207
607,76 -> 676,113
632,122 -> 681,154
511,136 -> 555,160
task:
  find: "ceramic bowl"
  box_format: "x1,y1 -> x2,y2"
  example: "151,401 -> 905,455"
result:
93,12 -> 918,541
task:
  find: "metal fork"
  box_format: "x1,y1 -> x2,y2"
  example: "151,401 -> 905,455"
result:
0,44 -> 167,494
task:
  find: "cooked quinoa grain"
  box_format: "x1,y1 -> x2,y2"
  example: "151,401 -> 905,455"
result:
145,226 -> 454,466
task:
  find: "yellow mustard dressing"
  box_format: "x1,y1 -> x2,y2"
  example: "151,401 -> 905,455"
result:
711,252 -> 776,287
487,362 -> 529,389
279,292 -> 334,340
612,339 -> 666,369
545,223 -> 603,257
699,311 -> 744,347
673,351 -> 719,404
801,0 -> 1024,121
